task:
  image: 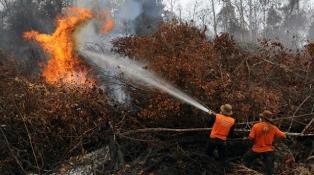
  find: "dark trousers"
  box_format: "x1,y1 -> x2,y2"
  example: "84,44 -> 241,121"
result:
243,150 -> 274,175
206,138 -> 227,165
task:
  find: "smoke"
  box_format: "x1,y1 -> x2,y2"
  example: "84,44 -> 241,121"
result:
73,0 -> 163,105
0,0 -> 163,105
72,0 -> 134,105
118,0 -> 142,20
74,0 -> 162,35
73,0 -> 209,113
0,0 -> 63,59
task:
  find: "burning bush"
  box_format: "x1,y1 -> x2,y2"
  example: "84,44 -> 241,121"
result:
23,7 -> 95,86
1,21 -> 314,174
0,58 -> 112,174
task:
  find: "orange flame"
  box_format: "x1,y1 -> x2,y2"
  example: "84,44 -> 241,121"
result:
97,11 -> 115,34
23,8 -> 94,86
101,18 -> 115,34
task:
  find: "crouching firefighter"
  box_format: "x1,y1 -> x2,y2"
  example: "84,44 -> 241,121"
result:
243,110 -> 286,175
207,104 -> 236,166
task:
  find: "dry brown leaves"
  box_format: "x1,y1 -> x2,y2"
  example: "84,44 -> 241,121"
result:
0,59 -> 112,174
113,21 -> 314,134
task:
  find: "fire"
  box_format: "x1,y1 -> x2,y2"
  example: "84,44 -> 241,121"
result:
93,10 -> 115,34
23,8 -> 94,86
101,18 -> 115,34
100,11 -> 115,34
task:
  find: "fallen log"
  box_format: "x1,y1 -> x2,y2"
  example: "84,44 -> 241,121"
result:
236,113 -> 314,125
118,128 -> 314,137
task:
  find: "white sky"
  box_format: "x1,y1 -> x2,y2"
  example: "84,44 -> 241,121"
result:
163,0 -> 216,18
163,0 -> 314,18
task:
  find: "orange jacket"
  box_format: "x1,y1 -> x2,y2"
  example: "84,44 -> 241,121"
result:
210,114 -> 235,140
249,122 -> 286,153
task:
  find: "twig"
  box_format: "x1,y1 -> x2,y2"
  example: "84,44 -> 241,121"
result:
66,123 -> 109,155
288,95 -> 311,132
259,57 -> 306,80
237,112 -> 314,125
301,117 -> 314,134
229,163 -> 263,175
119,127 -> 213,136
118,134 -> 160,143
13,99 -> 41,174
0,127 -> 27,174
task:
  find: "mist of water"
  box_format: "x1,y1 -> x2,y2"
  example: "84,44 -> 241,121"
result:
74,0 -> 210,112
79,49 -> 210,113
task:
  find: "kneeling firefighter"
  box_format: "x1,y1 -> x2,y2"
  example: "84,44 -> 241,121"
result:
207,104 -> 236,166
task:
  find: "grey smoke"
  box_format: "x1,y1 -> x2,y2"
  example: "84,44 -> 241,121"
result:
74,0 -> 163,105
73,0 -> 162,35
0,0 -> 63,62
74,0 -> 210,112
118,0 -> 142,21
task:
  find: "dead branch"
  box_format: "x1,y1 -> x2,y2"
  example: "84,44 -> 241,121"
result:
13,99 -> 41,174
302,117 -> 314,134
228,163 -> 263,175
0,127 -> 27,174
237,113 -> 314,125
118,127 -> 314,137
288,95 -> 311,131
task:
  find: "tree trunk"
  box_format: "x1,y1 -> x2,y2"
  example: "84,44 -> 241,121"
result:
239,0 -> 245,41
192,0 -> 198,22
248,0 -> 253,41
211,0 -> 217,36
222,0 -> 227,32
263,0 -> 267,37
170,0 -> 174,14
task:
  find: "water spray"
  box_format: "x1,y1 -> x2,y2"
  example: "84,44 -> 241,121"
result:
79,49 -> 212,113
73,0 -> 213,114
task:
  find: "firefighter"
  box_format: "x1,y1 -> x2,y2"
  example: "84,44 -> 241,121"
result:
207,104 -> 236,166
243,110 -> 286,175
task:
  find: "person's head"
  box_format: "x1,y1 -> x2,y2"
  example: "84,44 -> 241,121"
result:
259,110 -> 273,123
220,104 -> 233,116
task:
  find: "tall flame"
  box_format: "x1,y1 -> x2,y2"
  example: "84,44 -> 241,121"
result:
24,8 -> 94,86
